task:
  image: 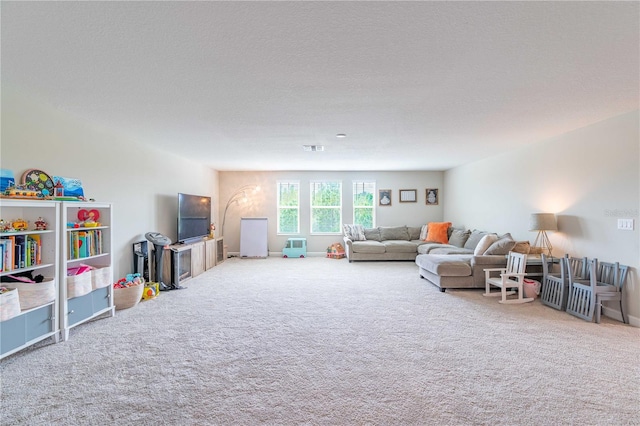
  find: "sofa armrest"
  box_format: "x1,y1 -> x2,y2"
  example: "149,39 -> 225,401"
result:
343,236 -> 354,261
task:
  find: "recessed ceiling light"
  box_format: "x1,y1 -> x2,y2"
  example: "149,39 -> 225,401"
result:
336,133 -> 347,138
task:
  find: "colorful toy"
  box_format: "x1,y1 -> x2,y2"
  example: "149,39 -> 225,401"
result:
283,238 -> 306,258
113,273 -> 144,289
11,219 -> 28,231
326,243 -> 346,259
34,217 -> 48,230
0,219 -> 12,232
3,185 -> 47,199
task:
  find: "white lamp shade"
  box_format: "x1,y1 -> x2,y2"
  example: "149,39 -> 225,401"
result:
529,213 -> 558,231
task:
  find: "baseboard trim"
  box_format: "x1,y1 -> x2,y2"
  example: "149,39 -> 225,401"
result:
602,306 -> 639,327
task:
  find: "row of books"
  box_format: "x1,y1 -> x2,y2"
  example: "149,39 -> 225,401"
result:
0,235 -> 42,272
68,230 -> 103,260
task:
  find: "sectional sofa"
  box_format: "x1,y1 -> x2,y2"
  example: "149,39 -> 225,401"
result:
343,224 -> 529,292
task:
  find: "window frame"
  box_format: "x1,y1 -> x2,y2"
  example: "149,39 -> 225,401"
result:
276,180 -> 300,235
352,180 -> 376,229
309,180 -> 343,235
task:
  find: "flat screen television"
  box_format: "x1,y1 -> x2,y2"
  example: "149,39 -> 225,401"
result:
177,193 -> 211,243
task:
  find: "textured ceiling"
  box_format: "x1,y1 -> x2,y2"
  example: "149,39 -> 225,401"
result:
2,1 -> 639,171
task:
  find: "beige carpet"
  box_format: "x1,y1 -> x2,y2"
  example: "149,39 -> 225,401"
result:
1,257 -> 639,425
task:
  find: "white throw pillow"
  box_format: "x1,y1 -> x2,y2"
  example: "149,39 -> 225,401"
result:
473,233 -> 498,255
419,224 -> 428,241
343,224 -> 366,241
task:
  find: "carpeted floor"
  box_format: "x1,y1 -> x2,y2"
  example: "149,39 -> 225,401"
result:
1,257 -> 639,425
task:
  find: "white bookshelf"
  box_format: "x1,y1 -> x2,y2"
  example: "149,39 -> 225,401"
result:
60,201 -> 115,341
0,199 -> 60,359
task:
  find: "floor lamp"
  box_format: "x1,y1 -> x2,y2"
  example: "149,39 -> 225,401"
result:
529,213 -> 557,256
221,185 -> 260,237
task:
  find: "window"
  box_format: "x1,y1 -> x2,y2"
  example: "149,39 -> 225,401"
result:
353,181 -> 375,228
277,181 -> 299,234
310,181 -> 342,234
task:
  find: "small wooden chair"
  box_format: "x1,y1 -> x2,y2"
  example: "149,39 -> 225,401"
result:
483,252 -> 532,304
594,261 -> 628,324
540,254 -> 587,311
565,258 -> 629,323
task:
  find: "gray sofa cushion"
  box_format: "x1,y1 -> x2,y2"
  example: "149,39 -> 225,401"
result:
429,247 -> 474,255
415,255 -> 472,277
448,229 -> 471,248
383,240 -> 418,253
407,226 -> 422,241
464,230 -> 489,250
364,227 -> 381,241
351,241 -> 386,254
379,226 -> 410,241
484,236 -> 516,255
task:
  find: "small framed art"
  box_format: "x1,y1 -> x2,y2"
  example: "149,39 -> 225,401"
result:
426,188 -> 439,205
379,189 -> 392,206
399,189 -> 417,203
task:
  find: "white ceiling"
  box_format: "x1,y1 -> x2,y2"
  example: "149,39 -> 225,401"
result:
2,1 -> 638,171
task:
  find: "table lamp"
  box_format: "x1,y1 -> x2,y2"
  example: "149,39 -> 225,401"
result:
529,213 -> 557,256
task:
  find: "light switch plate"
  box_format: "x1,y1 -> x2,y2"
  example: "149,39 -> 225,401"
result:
617,218 -> 634,230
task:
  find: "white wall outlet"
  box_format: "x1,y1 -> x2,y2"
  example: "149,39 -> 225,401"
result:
617,218 -> 634,230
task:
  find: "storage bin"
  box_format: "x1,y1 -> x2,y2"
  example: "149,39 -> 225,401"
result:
11,278 -> 56,310
91,266 -> 112,290
67,272 -> 92,299
0,288 -> 21,322
114,283 -> 144,310
523,279 -> 541,299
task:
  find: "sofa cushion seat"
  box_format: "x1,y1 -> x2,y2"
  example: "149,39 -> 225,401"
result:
351,240 -> 386,254
415,254 -> 472,277
383,240 -> 418,253
417,243 -> 466,255
428,247 -> 474,255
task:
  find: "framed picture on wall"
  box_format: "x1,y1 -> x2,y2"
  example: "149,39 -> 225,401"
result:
426,188 -> 439,205
399,189 -> 417,203
379,189 -> 392,206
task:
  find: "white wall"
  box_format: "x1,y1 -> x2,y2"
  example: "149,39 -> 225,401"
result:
444,111 -> 640,324
1,89 -> 219,279
219,171 -> 444,254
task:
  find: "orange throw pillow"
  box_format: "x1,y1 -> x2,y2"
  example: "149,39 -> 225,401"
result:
425,222 -> 452,244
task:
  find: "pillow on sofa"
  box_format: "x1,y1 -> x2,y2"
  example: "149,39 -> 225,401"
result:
464,230 -> 488,250
379,226 -> 410,241
473,234 -> 498,255
419,224 -> 428,240
424,222 -> 452,244
343,224 -> 366,241
512,241 -> 531,254
364,227 -> 381,242
408,226 -> 422,240
448,229 -> 471,248
484,236 -> 516,255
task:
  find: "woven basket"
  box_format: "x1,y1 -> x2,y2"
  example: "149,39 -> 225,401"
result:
67,272 -> 92,299
11,278 -> 55,310
114,282 -> 144,310
0,288 -> 21,322
91,266 -> 112,290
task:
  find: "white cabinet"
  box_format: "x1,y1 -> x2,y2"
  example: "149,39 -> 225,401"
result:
60,202 -> 115,340
0,199 -> 60,359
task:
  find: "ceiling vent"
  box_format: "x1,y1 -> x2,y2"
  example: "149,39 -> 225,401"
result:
302,145 -> 325,152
